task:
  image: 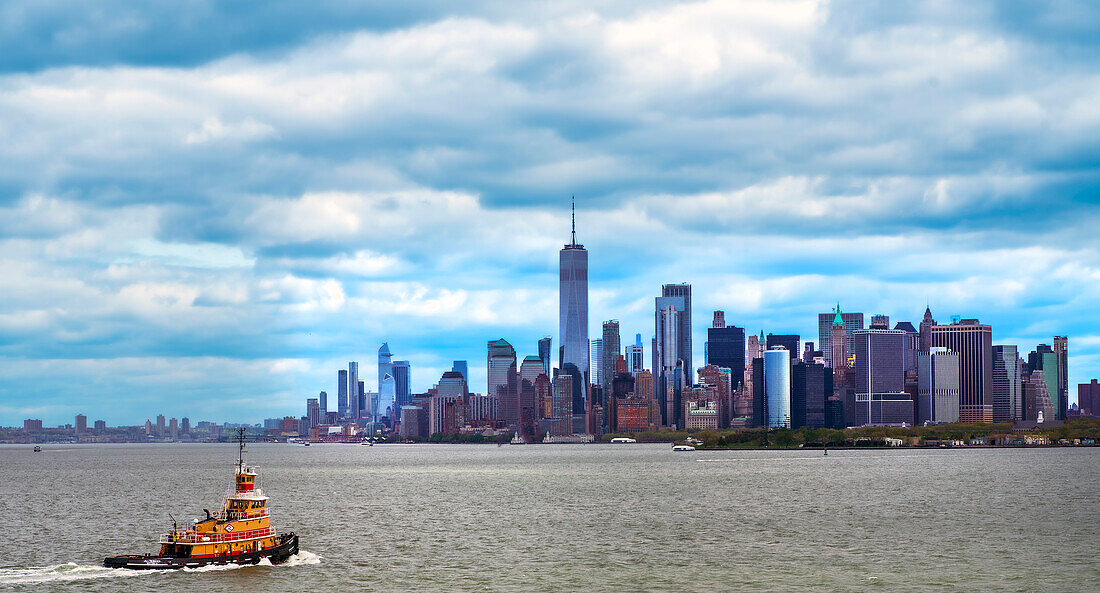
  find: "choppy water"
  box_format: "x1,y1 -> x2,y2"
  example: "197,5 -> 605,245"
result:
1,444 -> 1096,592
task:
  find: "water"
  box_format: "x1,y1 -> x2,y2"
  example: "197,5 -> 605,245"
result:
1,444 -> 1096,592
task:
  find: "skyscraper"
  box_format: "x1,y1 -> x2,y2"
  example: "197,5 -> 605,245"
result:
707,320 -> 745,388
764,347 -> 791,428
602,320 -> 621,396
348,362 -> 359,420
488,338 -> 519,427
662,283 -> 692,372
932,319 -> 993,423
377,343 -> 394,420
1053,336 -> 1068,420
452,360 -> 469,386
992,345 -> 1021,421
625,333 -> 644,375
853,328 -> 911,425
917,348 -> 960,424
338,369 -> 348,419
819,304 -> 864,364
791,361 -> 831,429
392,360 -> 411,420
590,338 -> 604,390
538,337 -> 552,378
318,391 -> 328,418
560,200 -> 589,417
746,332 -> 763,364
766,334 -> 800,362
655,299 -> 684,427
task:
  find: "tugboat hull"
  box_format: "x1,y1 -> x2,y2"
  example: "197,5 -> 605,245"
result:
104,533 -> 298,570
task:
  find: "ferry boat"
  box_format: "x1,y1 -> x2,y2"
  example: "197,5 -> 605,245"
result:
610,437 -> 637,444
672,444 -> 696,451
104,429 -> 298,570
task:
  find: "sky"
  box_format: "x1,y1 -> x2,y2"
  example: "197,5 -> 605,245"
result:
1,0 -> 1099,426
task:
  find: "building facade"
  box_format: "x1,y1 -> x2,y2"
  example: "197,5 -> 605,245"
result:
931,320 -> 993,423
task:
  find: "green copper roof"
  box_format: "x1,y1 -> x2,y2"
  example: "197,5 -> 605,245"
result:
832,302 -> 843,326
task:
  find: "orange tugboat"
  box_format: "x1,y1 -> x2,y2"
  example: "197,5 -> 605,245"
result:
104,429 -> 299,569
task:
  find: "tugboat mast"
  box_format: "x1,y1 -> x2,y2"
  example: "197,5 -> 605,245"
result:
236,427 -> 246,470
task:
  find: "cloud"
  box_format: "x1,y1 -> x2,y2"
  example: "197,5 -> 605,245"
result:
1,0 -> 1100,424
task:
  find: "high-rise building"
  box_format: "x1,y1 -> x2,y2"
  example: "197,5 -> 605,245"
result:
764,347 -> 791,428
992,345 -> 1022,421
626,333 -> 644,376
712,310 -> 725,328
488,338 -> 519,427
894,322 -> 920,372
766,334 -> 800,362
560,202 -> 589,416
1078,380 -> 1100,417
931,318 -> 993,423
318,391 -> 328,418
590,338 -> 604,390
551,373 -> 573,436
819,304 -> 864,364
919,307 -> 935,353
602,320 -> 621,396
1023,370 -> 1055,422
348,362 -> 359,420
307,398 -> 321,428
655,299 -> 685,428
917,348 -> 960,424
338,369 -> 349,419
94,419 -> 107,434
1053,336 -> 1068,420
853,328 -> 911,425
519,355 -> 543,433
791,362 -> 831,429
452,360 -> 469,386
747,331 -> 764,365
661,283 -> 693,372
180,417 -> 189,435
377,343 -> 394,421
538,337 -> 552,378
708,322 -> 745,388
75,414 -> 87,434
393,360 -> 411,420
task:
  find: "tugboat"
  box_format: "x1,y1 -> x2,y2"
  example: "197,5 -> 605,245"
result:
104,429 -> 299,569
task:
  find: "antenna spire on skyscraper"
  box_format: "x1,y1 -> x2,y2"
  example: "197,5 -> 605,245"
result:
571,195 -> 576,245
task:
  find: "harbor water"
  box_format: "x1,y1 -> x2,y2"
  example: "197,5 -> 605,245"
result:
1,443 -> 1097,592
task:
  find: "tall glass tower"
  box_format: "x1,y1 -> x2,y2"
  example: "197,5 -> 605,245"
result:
559,199 -> 588,415
764,347 -> 791,428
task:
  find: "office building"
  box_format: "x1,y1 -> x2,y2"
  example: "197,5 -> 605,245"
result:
338,369 -> 348,419
626,333 -> 644,375
792,362 -> 831,429
1023,370 -> 1055,422
655,298 -> 685,427
766,334 -> 800,362
602,320 -> 621,394
894,322 -> 919,372
560,203 -> 589,417
538,337 -> 552,378
853,328 -> 911,425
662,283 -> 693,372
1053,336 -> 1069,420
393,361 -> 411,420
747,331 -> 764,365
992,345 -> 1022,421
819,305 -> 864,365
452,360 -> 469,386
488,338 -> 519,427
1078,380 -> 1100,417
708,320 -> 745,389
931,318 -> 993,422
75,414 -> 87,434
318,391 -> 328,418
590,338 -> 604,390
764,347 -> 791,428
348,362 -> 360,420
917,348 -> 960,424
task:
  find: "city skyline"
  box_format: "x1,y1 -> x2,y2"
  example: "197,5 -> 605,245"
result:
2,1 -> 1099,425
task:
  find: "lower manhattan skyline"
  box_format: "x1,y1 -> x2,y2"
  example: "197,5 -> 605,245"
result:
2,1 -> 1099,426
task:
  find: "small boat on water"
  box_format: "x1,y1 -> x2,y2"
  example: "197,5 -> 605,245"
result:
104,429 -> 298,570
610,437 -> 637,444
33,446 -> 41,453
672,444 -> 696,451
510,434 -> 526,445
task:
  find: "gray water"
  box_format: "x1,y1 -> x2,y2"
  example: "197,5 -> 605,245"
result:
0,444 -> 1096,592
